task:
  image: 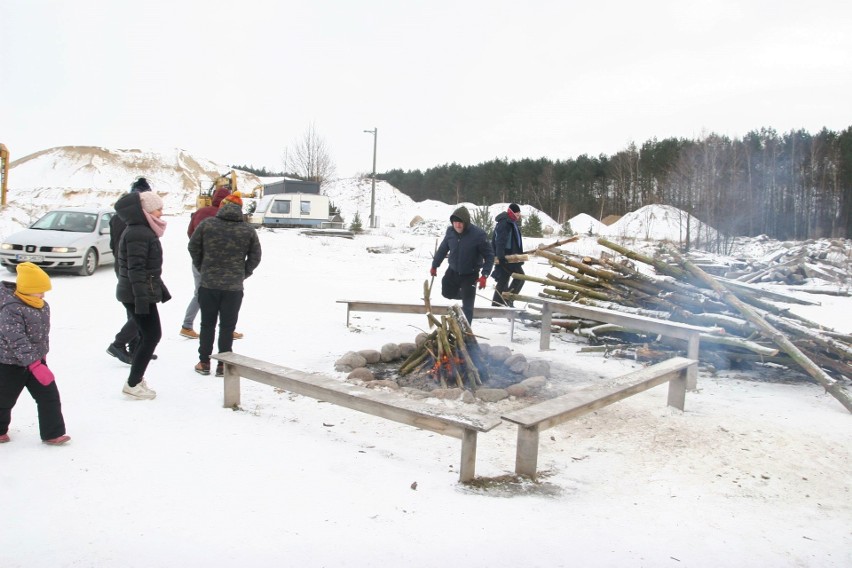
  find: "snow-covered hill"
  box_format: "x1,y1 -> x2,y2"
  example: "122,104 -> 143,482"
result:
6,146 -> 263,222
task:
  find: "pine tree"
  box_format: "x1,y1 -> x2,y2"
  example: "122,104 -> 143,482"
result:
522,211 -> 543,237
472,205 -> 494,238
349,211 -> 363,234
559,220 -> 575,237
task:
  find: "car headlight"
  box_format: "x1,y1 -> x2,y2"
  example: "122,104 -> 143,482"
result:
52,247 -> 78,253
0,243 -> 12,250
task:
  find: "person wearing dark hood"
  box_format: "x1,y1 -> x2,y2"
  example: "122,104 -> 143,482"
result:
188,192 -> 261,377
430,205 -> 494,325
491,203 -> 525,307
114,189 -> 171,400
106,177 -> 157,364
179,185 -> 243,340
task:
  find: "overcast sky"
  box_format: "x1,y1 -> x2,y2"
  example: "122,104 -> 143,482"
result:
3,0 -> 850,179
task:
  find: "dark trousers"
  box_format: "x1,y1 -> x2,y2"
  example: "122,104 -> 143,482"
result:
122,303 -> 162,386
492,264 -> 525,307
112,315 -> 139,350
198,287 -> 243,364
0,362 -> 66,440
441,269 -> 477,325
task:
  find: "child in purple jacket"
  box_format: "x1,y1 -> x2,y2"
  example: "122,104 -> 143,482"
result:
0,262 -> 70,445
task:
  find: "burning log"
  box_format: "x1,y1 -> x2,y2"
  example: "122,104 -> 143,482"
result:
397,284 -> 489,391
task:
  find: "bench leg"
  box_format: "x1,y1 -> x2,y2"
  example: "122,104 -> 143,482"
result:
514,425 -> 541,478
539,303 -> 552,351
667,367 -> 688,411
459,429 -> 478,482
223,367 -> 241,408
509,314 -> 516,342
686,335 -> 699,390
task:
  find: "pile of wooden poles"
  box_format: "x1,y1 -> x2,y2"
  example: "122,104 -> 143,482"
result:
398,282 -> 489,390
505,237 -> 852,413
721,238 -> 851,290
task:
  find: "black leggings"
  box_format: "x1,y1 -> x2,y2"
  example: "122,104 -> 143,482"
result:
122,303 -> 162,387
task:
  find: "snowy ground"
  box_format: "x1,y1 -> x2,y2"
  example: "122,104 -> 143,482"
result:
1,219 -> 850,568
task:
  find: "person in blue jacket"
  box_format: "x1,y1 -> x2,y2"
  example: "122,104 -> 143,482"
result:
430,206 -> 494,325
491,203 -> 525,307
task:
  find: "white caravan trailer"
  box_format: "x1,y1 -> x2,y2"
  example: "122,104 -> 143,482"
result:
249,193 -> 330,228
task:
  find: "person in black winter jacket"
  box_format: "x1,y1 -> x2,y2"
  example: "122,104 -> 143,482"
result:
114,190 -> 171,399
491,203 -> 525,307
106,177 -> 152,364
188,193 -> 261,376
430,205 -> 494,325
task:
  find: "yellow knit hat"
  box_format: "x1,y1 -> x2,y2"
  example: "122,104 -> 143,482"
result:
16,262 -> 52,294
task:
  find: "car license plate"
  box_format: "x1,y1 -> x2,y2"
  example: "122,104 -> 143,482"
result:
16,254 -> 44,262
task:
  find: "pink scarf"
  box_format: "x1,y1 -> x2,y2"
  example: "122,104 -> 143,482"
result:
143,211 -> 167,237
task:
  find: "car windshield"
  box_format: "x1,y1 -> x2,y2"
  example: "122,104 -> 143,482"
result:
32,211 -> 97,233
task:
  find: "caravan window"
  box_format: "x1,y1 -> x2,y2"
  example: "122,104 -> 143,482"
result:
271,199 -> 291,214
300,201 -> 311,215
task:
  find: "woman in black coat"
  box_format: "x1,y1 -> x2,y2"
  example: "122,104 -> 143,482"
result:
114,190 -> 171,400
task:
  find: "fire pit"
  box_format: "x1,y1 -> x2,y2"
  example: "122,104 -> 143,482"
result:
334,334 -> 551,404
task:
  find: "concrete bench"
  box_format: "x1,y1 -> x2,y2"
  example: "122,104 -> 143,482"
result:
501,356 -> 697,478
337,300 -> 524,340
211,352 -> 502,482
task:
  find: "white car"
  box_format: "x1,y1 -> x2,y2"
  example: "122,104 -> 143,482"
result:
0,206 -> 116,276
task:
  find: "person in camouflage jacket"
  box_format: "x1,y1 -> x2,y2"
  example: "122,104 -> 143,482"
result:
187,193 -> 262,376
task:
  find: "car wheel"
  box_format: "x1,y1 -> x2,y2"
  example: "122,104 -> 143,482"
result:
78,248 -> 99,276
5,266 -> 16,274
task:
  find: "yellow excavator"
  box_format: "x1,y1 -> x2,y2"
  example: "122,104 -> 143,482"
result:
197,170 -> 263,208
1,143 -> 9,207
197,171 -> 237,208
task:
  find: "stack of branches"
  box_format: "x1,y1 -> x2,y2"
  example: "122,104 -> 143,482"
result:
505,237 -> 852,413
397,281 -> 490,390
723,239 -> 852,293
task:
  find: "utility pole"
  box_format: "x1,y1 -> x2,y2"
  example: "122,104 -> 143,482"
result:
363,128 -> 377,228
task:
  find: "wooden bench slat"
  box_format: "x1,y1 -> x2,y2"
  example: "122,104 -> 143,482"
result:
213,352 -> 501,435
337,300 -> 522,320
337,299 -> 523,341
502,357 -> 695,430
212,352 -> 501,482
536,299 -> 707,390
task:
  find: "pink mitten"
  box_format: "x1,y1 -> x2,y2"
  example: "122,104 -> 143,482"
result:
28,361 -> 55,386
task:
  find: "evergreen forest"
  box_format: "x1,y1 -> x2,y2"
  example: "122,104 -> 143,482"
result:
379,127 -> 852,240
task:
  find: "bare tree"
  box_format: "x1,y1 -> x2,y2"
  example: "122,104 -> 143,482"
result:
283,122 -> 336,183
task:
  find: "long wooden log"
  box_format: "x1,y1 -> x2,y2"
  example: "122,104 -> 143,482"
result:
674,251 -> 852,413
696,333 -> 779,356
766,314 -> 852,362
716,277 -> 821,306
524,236 -> 580,255
598,237 -> 690,280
